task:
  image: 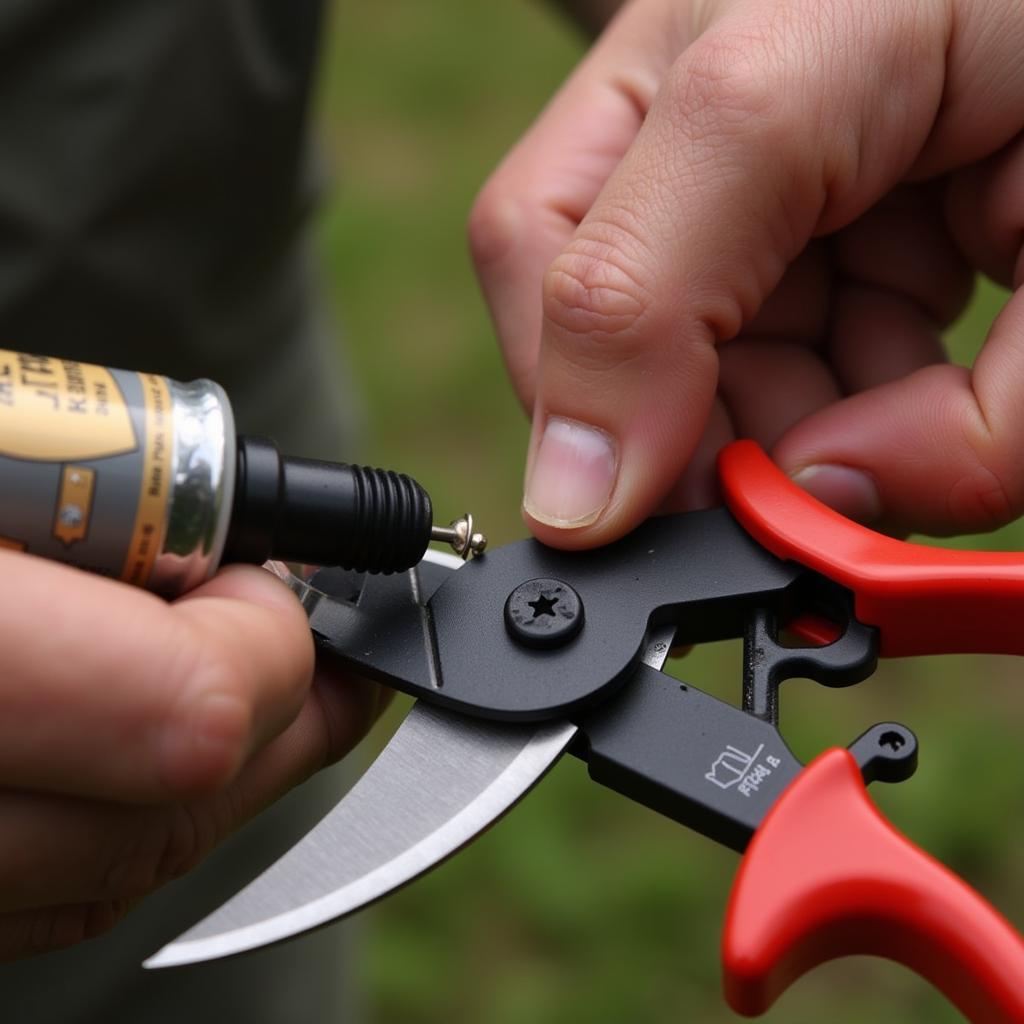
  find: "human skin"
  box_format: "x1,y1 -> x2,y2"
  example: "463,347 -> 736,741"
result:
0,552 -> 382,959
473,0 -> 1024,544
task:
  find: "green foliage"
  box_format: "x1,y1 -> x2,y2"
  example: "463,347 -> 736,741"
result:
312,5 -> 1022,1021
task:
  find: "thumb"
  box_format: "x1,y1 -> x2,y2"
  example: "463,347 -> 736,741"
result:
523,0 -> 949,548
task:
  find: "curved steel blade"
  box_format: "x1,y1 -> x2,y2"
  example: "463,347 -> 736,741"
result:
145,702 -> 576,967
146,601 -> 676,972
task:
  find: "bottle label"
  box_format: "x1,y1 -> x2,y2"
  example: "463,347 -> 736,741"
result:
0,352 -> 137,461
0,349 -> 173,585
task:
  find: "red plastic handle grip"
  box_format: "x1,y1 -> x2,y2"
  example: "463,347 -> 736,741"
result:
722,749 -> 1024,1021
718,441 -> 1024,656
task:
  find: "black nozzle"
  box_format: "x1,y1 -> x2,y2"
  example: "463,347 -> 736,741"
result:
222,436 -> 433,574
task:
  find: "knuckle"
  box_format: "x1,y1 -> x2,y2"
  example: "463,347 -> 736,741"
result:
99,805 -> 216,901
17,901 -> 133,956
467,183 -> 521,269
24,905 -> 91,955
542,229 -> 654,362
99,824 -> 152,899
190,644 -> 250,715
945,376 -> 1022,532
162,653 -> 253,797
949,451 -> 1019,535
946,465 -> 1016,533
658,26 -> 829,230
665,31 -> 792,142
153,804 -> 219,883
81,899 -> 133,942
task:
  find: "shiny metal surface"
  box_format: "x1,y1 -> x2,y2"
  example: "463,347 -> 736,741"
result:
430,513 -> 487,559
145,704 -> 577,967
150,377 -> 236,596
146,546 -> 675,967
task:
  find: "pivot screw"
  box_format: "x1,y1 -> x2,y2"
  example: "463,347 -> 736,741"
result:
504,578 -> 584,649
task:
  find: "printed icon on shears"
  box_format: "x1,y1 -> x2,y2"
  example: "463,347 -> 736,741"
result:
705,744 -> 765,789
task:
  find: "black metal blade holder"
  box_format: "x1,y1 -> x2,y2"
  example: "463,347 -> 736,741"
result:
307,504 -> 919,853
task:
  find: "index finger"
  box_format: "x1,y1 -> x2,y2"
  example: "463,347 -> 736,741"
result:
524,0 -> 952,547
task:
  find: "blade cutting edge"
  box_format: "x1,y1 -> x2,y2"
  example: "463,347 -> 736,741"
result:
145,704 -> 576,967
145,623 -> 675,968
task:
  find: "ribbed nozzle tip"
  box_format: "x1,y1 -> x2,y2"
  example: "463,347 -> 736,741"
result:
226,437 -> 442,575
345,465 -> 433,574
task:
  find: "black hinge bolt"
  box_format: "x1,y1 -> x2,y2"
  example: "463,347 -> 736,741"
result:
504,578 -> 584,649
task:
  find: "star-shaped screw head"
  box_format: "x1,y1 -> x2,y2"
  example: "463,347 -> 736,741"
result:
503,578 -> 584,649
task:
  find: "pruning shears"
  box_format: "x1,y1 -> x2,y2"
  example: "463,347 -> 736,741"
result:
147,441 -> 1024,1021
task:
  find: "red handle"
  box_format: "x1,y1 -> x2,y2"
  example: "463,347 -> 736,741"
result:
718,440 -> 1024,656
722,749 -> 1024,1021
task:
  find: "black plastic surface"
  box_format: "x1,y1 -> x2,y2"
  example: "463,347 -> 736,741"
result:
224,435 -> 433,573
742,597 -> 878,725
315,508 -> 804,720
429,509 -> 804,719
574,665 -> 803,851
307,538 -> 911,850
504,578 -> 585,649
223,435 -> 283,565
848,722 -> 918,785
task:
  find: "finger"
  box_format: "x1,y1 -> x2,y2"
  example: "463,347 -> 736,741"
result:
910,4 -> 1024,179
524,0 -> 953,548
469,0 -> 684,407
718,339 -> 840,448
946,132 -> 1024,289
0,901 -> 131,961
656,395 -> 734,512
0,660 -> 379,917
0,792 -> 164,914
828,286 -> 947,394
775,285 -> 1024,534
740,241 -> 832,346
0,556 -> 313,802
824,187 -> 962,393
833,185 -> 974,328
173,566 -> 315,757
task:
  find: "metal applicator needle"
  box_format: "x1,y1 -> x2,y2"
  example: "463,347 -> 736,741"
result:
431,513 -> 487,560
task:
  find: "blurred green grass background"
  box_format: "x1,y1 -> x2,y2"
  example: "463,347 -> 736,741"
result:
311,4 -> 1024,1022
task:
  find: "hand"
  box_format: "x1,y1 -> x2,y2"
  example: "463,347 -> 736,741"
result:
472,0 -> 1024,543
0,551 -> 382,959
